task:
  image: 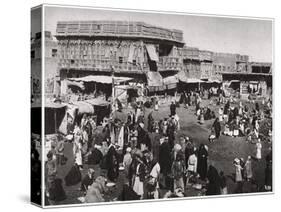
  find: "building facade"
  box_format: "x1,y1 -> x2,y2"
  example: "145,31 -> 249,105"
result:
54,21 -> 185,97
33,20 -> 272,98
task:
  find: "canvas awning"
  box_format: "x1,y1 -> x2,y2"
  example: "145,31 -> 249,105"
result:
72,101 -> 94,115
146,71 -> 163,87
176,70 -> 189,82
145,44 -> 159,62
32,102 -> 67,109
208,79 -> 221,83
176,71 -> 204,83
85,98 -> 110,107
147,85 -> 166,92
185,78 -> 204,83
69,75 -> 132,84
67,80 -> 85,90
163,75 -> 179,85
230,80 -> 240,83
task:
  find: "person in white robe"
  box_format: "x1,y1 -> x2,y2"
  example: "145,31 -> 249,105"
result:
256,139 -> 262,160
245,156 -> 253,181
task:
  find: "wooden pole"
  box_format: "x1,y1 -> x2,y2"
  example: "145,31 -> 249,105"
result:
54,109 -> 57,134
111,65 -> 115,114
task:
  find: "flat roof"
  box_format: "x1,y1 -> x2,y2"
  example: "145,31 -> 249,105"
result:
55,20 -> 184,45
221,72 -> 272,76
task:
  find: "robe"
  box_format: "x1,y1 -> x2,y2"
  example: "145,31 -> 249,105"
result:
150,132 -> 161,162
159,142 -> 172,176
147,112 -> 154,133
206,165 -> 221,195
106,146 -> 119,182
170,103 -> 176,116
197,146 -> 208,180
213,120 -> 221,138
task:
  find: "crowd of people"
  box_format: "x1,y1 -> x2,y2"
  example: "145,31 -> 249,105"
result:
42,86 -> 273,205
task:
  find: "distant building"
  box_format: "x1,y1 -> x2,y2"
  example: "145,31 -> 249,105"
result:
181,46 -> 201,79
221,72 -> 272,99
55,20 -> 185,96
31,32 -> 42,100
31,31 -> 59,99
199,50 -> 213,80
212,52 -> 249,81
44,31 -> 59,97
249,62 -> 272,74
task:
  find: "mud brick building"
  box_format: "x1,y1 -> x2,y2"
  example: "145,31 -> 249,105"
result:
33,21 -> 272,98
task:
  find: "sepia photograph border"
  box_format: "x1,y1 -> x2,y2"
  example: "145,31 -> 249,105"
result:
34,3 -> 275,208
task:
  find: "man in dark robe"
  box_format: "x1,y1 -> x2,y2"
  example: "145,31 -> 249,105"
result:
265,149 -> 272,191
159,138 -> 172,189
81,168 -> 95,194
167,119 -> 176,150
170,101 -> 176,116
212,118 -> 221,139
147,111 -> 154,133
150,131 -> 161,162
187,93 -> 191,106
106,143 -> 119,182
255,102 -> 260,112
197,144 -> 208,180
228,109 -> 235,123
204,107 -> 212,120
136,125 -> 151,151
224,101 -> 230,115
206,165 -> 221,195
127,111 -> 135,130
86,147 -> 103,165
118,183 -> 140,201
233,107 -> 239,119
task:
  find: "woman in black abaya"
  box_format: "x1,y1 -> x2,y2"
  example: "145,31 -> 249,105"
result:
206,164 -> 221,195
212,118 -> 221,139
197,144 -> 208,180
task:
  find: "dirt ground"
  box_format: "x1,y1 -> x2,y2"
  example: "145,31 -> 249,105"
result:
49,98 -> 272,205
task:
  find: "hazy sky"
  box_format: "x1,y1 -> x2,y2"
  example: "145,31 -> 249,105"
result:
44,6 -> 273,62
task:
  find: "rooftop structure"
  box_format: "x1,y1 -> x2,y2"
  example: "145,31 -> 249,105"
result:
56,21 -> 184,46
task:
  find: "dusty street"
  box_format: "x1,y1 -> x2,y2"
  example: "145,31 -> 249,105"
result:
51,99 -> 271,205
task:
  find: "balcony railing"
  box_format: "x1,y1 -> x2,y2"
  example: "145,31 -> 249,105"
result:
56,21 -> 184,44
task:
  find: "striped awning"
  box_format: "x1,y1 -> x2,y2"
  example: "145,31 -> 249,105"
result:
146,71 -> 163,87
145,44 -> 159,62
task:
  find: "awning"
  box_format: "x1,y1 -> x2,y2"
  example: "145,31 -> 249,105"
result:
163,75 -> 179,85
145,44 -> 159,62
208,79 -> 221,83
179,78 -> 204,83
185,78 -> 204,83
148,85 -> 166,92
85,98 -> 110,107
67,80 -> 85,90
66,104 -> 78,119
69,75 -> 132,84
176,70 -> 189,82
72,101 -> 94,115
146,71 -> 163,87
166,83 -> 177,90
32,102 -> 67,109
176,71 -> 204,83
127,45 -> 135,63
